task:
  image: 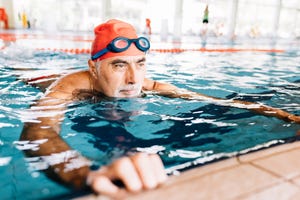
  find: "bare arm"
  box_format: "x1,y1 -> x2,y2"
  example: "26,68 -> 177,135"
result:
174,89 -> 300,123
20,90 -> 91,188
20,75 -> 167,197
144,78 -> 300,124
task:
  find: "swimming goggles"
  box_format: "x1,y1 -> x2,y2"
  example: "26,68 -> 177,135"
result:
91,37 -> 150,60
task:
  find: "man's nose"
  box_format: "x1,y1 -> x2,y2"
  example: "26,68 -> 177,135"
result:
125,64 -> 137,84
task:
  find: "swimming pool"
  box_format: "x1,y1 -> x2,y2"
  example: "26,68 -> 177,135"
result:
0,42 -> 300,199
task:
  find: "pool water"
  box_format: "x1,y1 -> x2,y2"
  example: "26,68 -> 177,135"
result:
0,44 -> 300,199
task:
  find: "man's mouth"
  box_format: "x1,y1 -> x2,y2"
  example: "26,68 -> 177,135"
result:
119,89 -> 138,96
118,85 -> 141,97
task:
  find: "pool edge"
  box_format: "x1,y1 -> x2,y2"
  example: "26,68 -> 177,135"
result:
74,140 -> 300,199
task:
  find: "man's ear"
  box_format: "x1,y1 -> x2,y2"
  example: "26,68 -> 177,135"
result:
88,59 -> 98,79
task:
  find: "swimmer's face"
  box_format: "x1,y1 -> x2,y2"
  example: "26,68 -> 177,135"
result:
88,55 -> 146,98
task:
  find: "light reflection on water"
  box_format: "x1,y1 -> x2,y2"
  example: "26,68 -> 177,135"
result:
0,44 -> 300,199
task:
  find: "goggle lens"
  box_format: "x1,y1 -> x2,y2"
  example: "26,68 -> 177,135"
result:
138,38 -> 149,48
92,37 -> 150,60
113,39 -> 129,50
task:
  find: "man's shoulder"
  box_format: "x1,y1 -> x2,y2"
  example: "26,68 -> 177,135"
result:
48,70 -> 91,95
142,78 -> 155,91
59,71 -> 90,85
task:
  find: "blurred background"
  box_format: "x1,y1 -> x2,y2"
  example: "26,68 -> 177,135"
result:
0,0 -> 300,42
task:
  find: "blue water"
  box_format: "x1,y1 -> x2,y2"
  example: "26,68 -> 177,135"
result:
0,45 -> 300,199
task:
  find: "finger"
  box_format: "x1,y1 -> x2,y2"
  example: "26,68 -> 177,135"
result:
90,174 -> 120,195
149,154 -> 168,184
130,153 -> 158,189
111,157 -> 143,192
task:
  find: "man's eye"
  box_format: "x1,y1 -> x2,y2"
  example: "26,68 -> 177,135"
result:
113,63 -> 127,71
138,62 -> 145,68
116,64 -> 125,68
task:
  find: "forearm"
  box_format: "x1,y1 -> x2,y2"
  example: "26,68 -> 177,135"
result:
232,99 -> 300,123
158,88 -> 300,124
20,122 -> 92,189
43,150 -> 91,189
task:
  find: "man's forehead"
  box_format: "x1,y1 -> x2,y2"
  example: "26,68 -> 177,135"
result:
105,55 -> 146,63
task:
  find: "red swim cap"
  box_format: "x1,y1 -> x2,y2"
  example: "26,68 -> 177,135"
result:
91,19 -> 144,60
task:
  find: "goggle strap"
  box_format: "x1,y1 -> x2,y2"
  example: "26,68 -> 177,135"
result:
91,48 -> 109,60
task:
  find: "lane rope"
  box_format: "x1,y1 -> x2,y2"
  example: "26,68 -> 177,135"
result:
34,47 -> 285,54
0,33 -> 285,54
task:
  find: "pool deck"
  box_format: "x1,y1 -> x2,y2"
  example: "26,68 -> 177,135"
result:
75,140 -> 300,200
